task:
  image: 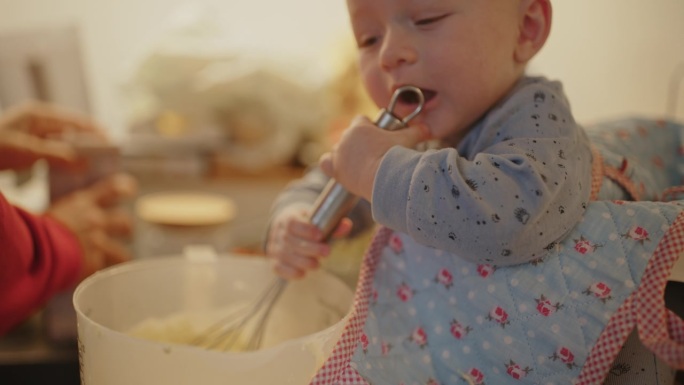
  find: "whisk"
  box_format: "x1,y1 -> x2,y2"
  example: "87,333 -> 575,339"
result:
191,277 -> 287,351
191,86 -> 425,352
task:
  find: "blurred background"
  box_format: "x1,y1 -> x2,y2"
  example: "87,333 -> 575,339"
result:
0,0 -> 683,138
0,0 -> 683,384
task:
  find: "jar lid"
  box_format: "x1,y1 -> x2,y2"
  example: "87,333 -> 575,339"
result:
135,191 -> 236,226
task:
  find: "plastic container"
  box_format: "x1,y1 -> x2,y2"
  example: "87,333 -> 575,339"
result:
73,254 -> 353,385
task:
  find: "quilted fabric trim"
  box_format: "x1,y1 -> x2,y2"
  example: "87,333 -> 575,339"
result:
635,211 -> 684,367
309,227 -> 391,385
577,210 -> 684,384
590,145 -> 605,201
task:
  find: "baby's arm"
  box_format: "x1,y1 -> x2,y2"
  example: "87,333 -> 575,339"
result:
372,79 -> 593,265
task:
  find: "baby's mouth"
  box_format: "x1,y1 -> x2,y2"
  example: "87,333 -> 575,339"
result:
398,88 -> 436,105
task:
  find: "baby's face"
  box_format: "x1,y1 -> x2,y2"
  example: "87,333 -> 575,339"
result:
347,0 -> 526,141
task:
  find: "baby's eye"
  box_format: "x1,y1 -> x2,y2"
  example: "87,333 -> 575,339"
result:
415,14 -> 449,26
358,36 -> 379,48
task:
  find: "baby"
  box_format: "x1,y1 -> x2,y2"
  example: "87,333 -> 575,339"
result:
266,1 -> 684,384
267,0 -> 591,279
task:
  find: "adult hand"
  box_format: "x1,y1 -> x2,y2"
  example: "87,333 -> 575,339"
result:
0,101 -> 107,171
318,115 -> 429,201
266,203 -> 352,280
46,173 -> 137,282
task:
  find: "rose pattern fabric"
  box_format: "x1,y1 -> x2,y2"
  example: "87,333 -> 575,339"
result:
449,320 -> 472,340
487,306 -> 510,328
434,268 -> 454,289
347,199 -> 684,385
467,368 -> 485,384
622,226 -> 650,244
505,360 -> 532,380
477,264 -> 495,278
574,236 -> 602,254
550,346 -> 579,369
535,295 -> 562,317
396,282 -> 414,302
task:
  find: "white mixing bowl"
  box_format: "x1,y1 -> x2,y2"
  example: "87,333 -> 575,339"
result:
74,254 -> 353,385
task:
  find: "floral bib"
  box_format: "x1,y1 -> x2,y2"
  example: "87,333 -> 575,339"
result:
310,200 -> 684,385
310,118 -> 684,385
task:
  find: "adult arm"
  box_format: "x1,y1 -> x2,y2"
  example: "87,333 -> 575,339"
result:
0,193 -> 82,335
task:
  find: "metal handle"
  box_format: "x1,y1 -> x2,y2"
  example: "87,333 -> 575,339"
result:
309,86 -> 425,238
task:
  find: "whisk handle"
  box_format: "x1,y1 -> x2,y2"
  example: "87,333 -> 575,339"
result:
309,181 -> 358,239
308,86 -> 425,238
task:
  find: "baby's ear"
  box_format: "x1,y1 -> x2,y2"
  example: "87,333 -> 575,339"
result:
514,0 -> 552,64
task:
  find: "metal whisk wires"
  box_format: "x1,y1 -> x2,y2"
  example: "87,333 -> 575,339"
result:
191,277 -> 287,352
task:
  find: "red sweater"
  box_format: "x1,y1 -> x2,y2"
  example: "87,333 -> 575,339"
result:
0,193 -> 82,335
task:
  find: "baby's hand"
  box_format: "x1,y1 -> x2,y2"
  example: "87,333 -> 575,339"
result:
266,204 -> 352,280
319,116 -> 429,201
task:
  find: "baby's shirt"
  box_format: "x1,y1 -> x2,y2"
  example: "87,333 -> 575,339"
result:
372,76 -> 592,265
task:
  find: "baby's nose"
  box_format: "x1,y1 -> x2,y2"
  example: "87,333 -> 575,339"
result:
379,29 -> 418,71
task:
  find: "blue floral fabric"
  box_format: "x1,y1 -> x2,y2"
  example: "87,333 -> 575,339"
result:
587,118 -> 684,201
350,199 -> 683,385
